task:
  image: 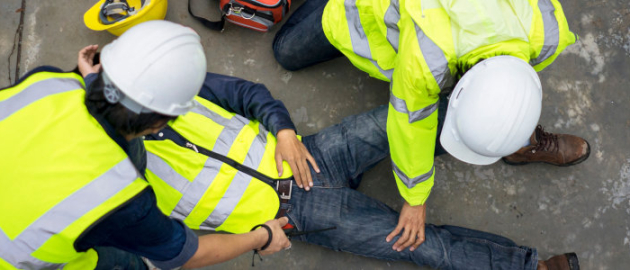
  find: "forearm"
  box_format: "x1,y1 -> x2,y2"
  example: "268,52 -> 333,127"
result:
197,72 -> 296,136
387,104 -> 437,205
183,229 -> 266,269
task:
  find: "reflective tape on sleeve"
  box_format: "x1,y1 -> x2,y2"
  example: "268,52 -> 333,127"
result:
530,0 -> 560,66
389,92 -> 438,123
392,160 -> 434,188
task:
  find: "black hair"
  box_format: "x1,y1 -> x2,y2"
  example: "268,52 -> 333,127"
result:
85,72 -> 176,136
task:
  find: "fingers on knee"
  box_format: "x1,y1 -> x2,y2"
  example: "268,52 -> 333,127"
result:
416,236 -> 426,245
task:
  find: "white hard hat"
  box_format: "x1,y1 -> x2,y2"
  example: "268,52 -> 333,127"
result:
440,56 -> 542,165
100,20 -> 207,116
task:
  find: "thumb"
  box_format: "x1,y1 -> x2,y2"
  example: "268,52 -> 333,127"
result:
277,216 -> 289,227
275,154 -> 284,177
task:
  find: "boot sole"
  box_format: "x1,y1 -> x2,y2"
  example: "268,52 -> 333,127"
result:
566,252 -> 580,270
502,141 -> 591,167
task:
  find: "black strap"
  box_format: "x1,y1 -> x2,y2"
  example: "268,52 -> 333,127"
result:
251,224 -> 273,251
188,0 -> 225,31
146,126 -> 293,187
250,224 -> 272,267
236,5 -> 275,22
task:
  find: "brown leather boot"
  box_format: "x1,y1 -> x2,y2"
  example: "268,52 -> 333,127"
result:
503,126 -> 590,166
537,253 -> 580,270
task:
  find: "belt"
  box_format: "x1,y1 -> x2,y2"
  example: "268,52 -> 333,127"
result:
275,180 -> 292,218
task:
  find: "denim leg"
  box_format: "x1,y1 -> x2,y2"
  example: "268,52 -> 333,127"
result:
286,186 -> 538,270
94,246 -> 148,270
273,0 -> 343,71
290,104 -> 537,270
302,105 -> 389,189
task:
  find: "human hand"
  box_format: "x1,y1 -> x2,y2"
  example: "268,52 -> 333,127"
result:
258,217 -> 292,255
386,201 -> 426,252
275,129 -> 320,191
77,44 -> 101,78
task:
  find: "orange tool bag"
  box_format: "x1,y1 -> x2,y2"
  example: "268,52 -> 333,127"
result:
188,0 -> 291,32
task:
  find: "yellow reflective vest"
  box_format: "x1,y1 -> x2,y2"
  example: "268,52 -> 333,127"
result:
144,97 -> 294,234
322,0 -> 577,205
0,71 -> 148,269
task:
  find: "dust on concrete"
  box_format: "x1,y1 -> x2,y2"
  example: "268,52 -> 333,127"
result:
546,78 -> 593,129
23,5 -> 40,74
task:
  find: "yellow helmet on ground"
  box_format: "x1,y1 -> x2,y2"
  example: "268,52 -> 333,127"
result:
84,0 -> 168,36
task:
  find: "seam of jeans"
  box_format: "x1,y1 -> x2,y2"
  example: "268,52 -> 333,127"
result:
528,249 -> 539,270
310,186 -> 344,190
339,249 -> 398,262
458,237 -> 529,254
428,225 -> 451,269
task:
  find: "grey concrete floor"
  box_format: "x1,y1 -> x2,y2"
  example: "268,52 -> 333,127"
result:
1,0 -> 629,269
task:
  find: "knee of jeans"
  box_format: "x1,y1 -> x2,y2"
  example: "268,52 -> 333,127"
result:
272,37 -> 301,71
273,51 -> 300,71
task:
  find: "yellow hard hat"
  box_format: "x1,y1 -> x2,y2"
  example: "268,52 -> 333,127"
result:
84,0 -> 168,36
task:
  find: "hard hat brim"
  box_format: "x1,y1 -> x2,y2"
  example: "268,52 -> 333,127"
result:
84,0 -> 167,35
440,104 -> 502,166
84,0 -> 113,31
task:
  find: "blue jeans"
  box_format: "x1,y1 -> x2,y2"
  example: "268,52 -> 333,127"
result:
290,105 -> 538,270
273,0 -> 341,71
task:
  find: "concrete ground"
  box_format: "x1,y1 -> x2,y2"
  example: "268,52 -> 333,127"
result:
1,0 -> 629,269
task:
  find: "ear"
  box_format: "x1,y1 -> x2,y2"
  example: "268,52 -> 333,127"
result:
150,119 -> 170,133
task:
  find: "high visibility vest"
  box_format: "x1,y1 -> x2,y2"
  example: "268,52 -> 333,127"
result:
0,72 -> 148,270
144,97 -> 294,234
322,0 -> 577,205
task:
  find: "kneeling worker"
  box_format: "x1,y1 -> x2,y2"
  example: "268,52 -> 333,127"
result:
0,21 -> 289,270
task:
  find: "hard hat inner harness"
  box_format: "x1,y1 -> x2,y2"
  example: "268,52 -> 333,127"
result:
100,0 -> 146,25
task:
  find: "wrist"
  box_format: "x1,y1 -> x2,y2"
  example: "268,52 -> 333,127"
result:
251,227 -> 267,250
277,129 -> 296,139
251,224 -> 273,251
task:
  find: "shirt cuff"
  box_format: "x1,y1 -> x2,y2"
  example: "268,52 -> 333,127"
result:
84,73 -> 99,89
150,221 -> 199,269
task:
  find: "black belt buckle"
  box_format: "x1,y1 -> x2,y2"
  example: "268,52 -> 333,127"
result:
276,180 -> 292,200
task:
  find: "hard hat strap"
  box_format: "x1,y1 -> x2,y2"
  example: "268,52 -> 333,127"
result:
102,72 -> 153,115
102,72 -> 122,104
99,0 -> 146,25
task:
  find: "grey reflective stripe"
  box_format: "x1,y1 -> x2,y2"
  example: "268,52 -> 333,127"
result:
190,102 -> 232,127
345,0 -> 394,80
190,102 -> 249,156
257,123 -> 269,144
149,112 -> 244,221
389,93 -> 438,123
530,0 -> 560,66
392,161 -> 434,188
383,0 -> 401,52
205,123 -> 268,228
0,78 -> 82,122
175,157 -> 223,225
413,22 -> 454,90
0,159 -> 139,269
148,112 -> 272,229
147,152 -> 190,193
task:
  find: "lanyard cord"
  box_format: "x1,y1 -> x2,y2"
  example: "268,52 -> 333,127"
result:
146,126 -> 294,188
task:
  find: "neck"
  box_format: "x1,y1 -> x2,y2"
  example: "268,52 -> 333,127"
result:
124,133 -> 135,142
